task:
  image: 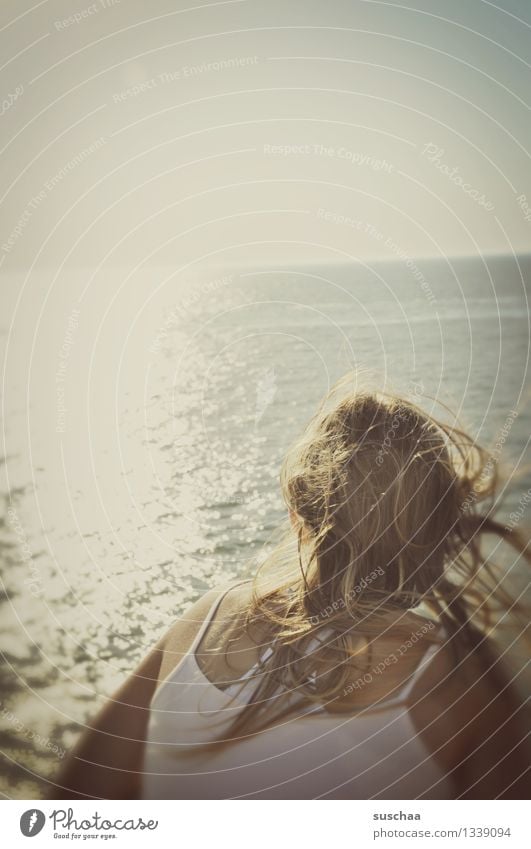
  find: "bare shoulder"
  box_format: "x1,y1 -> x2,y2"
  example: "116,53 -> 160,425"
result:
197,580 -> 273,682
156,584 -> 228,683
410,640 -> 529,797
410,638 -> 516,730
157,581 -> 255,685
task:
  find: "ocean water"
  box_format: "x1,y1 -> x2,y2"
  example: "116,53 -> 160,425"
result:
1,253 -> 530,798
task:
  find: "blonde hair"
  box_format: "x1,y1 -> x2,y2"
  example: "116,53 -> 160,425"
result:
206,375 -> 530,743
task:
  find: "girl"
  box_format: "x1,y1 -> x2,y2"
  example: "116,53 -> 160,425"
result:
55,377 -> 530,799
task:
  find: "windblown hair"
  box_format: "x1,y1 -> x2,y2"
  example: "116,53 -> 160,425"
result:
204,375 -> 530,744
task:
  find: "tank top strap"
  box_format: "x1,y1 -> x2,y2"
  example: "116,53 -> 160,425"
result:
237,626 -> 337,690
236,643 -> 276,682
189,579 -> 252,656
303,625 -> 443,714
385,638 -> 441,707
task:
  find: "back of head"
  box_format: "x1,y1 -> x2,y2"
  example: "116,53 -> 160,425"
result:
281,383 -> 490,627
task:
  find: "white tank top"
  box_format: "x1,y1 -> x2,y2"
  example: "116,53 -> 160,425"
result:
142,583 -> 454,799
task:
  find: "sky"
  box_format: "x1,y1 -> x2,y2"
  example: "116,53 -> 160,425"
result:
0,0 -> 530,269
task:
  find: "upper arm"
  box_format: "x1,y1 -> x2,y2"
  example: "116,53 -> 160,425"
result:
456,663 -> 529,799
52,641 -> 166,799
53,587 -> 224,799
411,646 -> 529,799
